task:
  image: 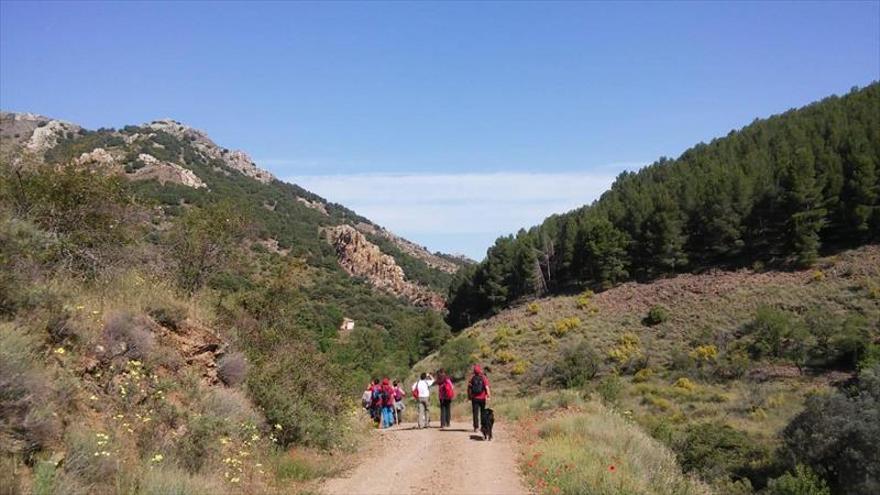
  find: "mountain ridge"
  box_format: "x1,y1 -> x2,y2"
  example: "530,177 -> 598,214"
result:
0,110 -> 469,308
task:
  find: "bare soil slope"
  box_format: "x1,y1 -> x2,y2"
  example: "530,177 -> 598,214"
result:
321,422 -> 529,495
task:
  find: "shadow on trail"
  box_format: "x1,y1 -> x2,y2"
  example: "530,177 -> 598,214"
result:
438,428 -> 470,432
469,435 -> 486,441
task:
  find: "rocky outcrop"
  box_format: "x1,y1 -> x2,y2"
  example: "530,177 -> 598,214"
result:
0,113 -> 82,156
146,119 -> 274,183
296,196 -> 329,215
130,153 -> 207,189
74,147 -> 117,168
324,225 -> 445,310
355,222 -> 466,274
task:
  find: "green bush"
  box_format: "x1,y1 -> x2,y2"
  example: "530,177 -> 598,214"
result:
166,200 -> 246,294
595,374 -> 623,405
247,343 -> 348,448
645,305 -> 670,326
766,465 -> 830,495
548,340 -> 601,388
437,337 -> 478,381
745,305 -> 797,359
782,365 -> 880,495
2,163 -> 138,277
676,422 -> 767,483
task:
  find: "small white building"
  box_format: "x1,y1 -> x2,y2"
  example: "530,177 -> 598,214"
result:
339,318 -> 355,332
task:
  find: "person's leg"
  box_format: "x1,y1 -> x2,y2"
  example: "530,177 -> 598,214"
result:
476,400 -> 486,430
418,399 -> 427,428
472,400 -> 479,431
424,398 -> 430,426
439,400 -> 447,427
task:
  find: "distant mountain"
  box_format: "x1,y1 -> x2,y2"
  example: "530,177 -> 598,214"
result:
0,111 -> 470,305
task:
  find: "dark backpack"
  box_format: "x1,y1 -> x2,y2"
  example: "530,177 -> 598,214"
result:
469,375 -> 485,395
373,388 -> 387,403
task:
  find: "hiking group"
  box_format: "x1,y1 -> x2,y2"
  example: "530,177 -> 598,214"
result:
361,365 -> 492,437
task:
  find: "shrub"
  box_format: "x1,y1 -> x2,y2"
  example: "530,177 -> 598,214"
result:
248,343 -> 347,448
633,368 -> 654,383
781,365 -> 880,495
0,324 -> 60,459
493,349 -> 516,364
552,317 -> 581,337
101,312 -> 156,361
575,290 -> 595,310
715,349 -> 751,379
491,326 -> 512,348
608,332 -> 643,371
689,344 -> 718,364
548,340 -> 601,388
645,305 -> 669,326
676,422 -> 767,483
175,413 -> 224,473
63,428 -> 119,486
3,163 -> 138,277
166,201 -> 247,294
766,465 -> 830,495
674,377 -> 696,391
510,360 -> 528,376
147,302 -> 187,331
217,352 -> 248,387
437,337 -> 478,380
745,306 -> 797,359
526,302 -> 540,315
595,374 -> 623,405
830,314 -> 872,369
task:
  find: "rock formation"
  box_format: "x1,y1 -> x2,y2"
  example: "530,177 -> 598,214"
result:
324,225 -> 446,310
296,196 -> 329,215
130,152 -> 207,189
146,119 -> 274,183
354,222 -> 465,274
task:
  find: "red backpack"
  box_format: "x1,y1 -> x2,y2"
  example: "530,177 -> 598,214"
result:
440,379 -> 455,400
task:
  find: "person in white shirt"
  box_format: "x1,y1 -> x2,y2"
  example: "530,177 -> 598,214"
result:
411,372 -> 434,429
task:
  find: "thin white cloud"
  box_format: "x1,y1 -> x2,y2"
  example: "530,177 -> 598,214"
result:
286,169 -> 641,260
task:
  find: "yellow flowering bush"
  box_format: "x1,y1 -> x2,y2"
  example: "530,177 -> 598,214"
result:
552,317 -> 581,337
689,344 -> 719,364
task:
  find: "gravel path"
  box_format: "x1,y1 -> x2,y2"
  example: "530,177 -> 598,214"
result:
321,421 -> 529,495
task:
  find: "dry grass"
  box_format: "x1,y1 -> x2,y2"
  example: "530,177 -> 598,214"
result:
501,392 -> 706,495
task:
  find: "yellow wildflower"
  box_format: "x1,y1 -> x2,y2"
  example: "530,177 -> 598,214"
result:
54,347 -> 65,355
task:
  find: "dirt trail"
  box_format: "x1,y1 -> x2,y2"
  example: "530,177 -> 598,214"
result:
321,421 -> 529,495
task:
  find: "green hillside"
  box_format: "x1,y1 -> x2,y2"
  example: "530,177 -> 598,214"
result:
447,83 -> 880,329
420,245 -> 879,493
0,116 -> 456,493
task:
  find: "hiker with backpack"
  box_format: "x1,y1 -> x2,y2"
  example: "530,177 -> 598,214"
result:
392,380 -> 406,425
411,372 -> 434,429
379,378 -> 396,428
369,378 -> 382,426
467,365 -> 491,433
436,370 -> 455,429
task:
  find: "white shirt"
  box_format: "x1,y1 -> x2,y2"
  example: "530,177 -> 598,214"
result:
412,378 -> 435,398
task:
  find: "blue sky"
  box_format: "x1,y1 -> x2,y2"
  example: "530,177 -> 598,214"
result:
2,1 -> 878,259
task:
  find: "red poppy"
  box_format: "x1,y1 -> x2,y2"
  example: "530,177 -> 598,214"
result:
609,465 -> 617,473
